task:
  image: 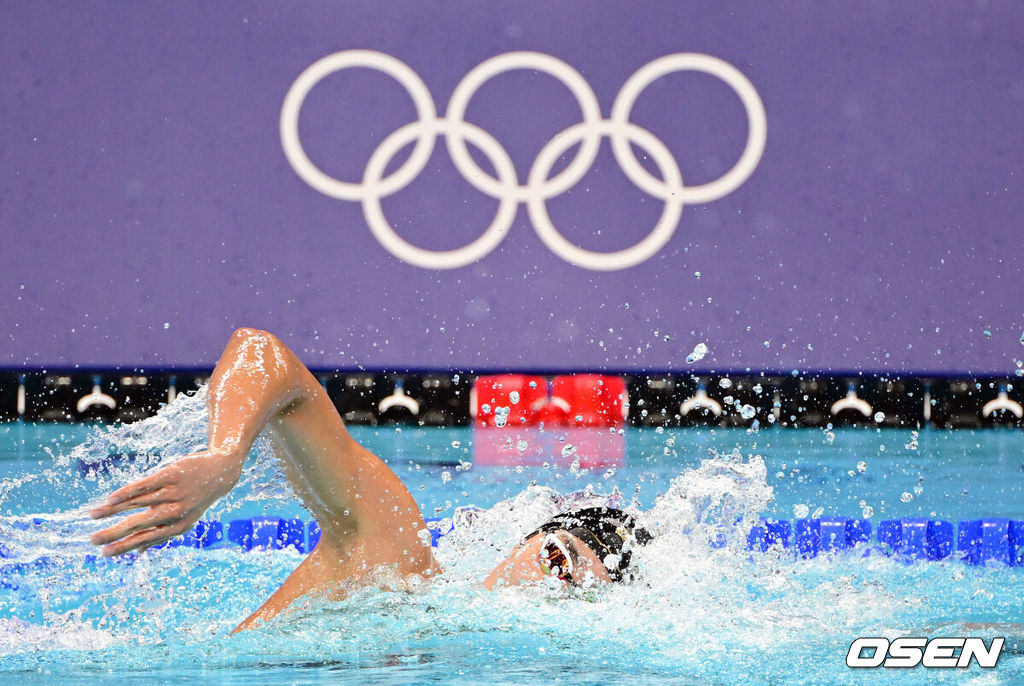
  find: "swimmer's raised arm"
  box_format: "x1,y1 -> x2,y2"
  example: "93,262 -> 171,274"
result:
90,327 -> 437,632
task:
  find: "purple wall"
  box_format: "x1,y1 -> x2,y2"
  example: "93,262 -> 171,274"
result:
1,1 -> 1022,373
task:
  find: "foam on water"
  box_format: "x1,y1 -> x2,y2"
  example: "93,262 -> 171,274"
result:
0,390 -> 1020,683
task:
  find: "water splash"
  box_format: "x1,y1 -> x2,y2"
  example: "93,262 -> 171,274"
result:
0,406 -> 1021,682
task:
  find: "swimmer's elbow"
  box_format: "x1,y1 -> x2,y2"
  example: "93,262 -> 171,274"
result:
227,327 -> 292,357
230,326 -> 276,343
224,327 -> 310,389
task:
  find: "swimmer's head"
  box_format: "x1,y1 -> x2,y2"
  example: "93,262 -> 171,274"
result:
483,507 -> 652,589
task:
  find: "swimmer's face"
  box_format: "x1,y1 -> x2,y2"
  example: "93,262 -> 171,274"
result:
483,530 -> 613,590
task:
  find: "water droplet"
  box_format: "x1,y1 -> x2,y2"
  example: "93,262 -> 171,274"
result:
603,469 -> 616,479
686,342 -> 708,364
694,271 -> 701,279
873,411 -> 885,423
740,404 -> 756,419
825,431 -> 835,443
900,492 -> 913,503
862,506 -> 874,518
481,403 -> 491,414
163,322 -> 170,329
441,471 -> 452,484
516,439 -> 528,452
793,504 -> 810,518
857,461 -> 867,473
509,391 -> 520,404
913,484 -> 924,496
529,381 -> 538,388
561,444 -> 577,458
983,329 -> 992,338
719,378 -> 733,389
450,440 -> 461,449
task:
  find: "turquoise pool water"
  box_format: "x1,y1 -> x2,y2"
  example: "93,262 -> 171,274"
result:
0,390 -> 1022,684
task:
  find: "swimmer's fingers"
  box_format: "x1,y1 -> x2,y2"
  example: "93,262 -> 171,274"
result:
101,470 -> 171,508
90,504 -> 188,553
88,489 -> 171,520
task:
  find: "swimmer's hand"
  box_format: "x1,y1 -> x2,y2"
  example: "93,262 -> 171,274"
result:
89,448 -> 244,556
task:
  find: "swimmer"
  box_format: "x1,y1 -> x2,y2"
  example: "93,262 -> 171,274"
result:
88,328 -> 650,633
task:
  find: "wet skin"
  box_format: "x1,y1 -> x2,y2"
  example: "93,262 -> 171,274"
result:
484,530 -> 613,589
89,328 -> 606,633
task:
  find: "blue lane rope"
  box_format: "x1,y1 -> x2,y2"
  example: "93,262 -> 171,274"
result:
0,517 -> 1022,587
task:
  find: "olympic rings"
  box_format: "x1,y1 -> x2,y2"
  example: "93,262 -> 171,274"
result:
280,50 -> 766,271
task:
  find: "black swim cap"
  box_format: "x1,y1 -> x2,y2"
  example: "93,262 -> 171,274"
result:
526,506 -> 652,582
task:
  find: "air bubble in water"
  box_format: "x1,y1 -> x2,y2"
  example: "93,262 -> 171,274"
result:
856,461 -> 867,473
481,403 -> 491,414
825,431 -> 835,443
441,471 -> 452,484
873,411 -> 885,423
685,342 -> 708,364
509,391 -> 520,404
561,444 -> 577,458
862,506 -> 874,518
516,439 -> 528,452
719,378 -> 733,389
450,440 -> 461,449
740,404 -> 756,419
913,484 -> 924,495
529,381 -> 538,388
900,492 -> 913,503
793,503 -> 810,518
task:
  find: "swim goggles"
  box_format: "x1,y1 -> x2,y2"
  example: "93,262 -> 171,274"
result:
538,533 -> 576,584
